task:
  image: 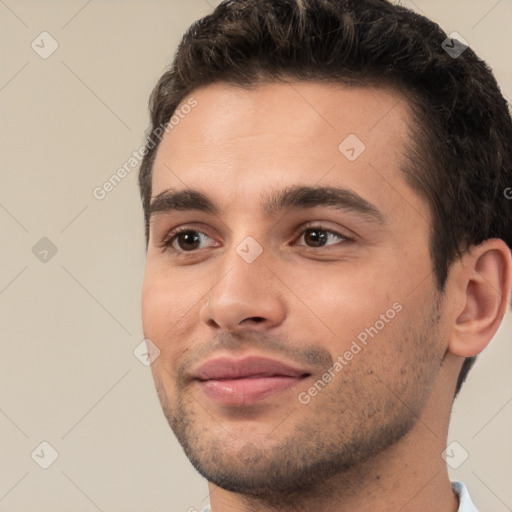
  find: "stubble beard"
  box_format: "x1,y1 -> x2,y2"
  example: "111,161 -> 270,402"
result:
151,298 -> 443,503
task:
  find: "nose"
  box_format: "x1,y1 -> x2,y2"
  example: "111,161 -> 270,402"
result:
199,245 -> 287,333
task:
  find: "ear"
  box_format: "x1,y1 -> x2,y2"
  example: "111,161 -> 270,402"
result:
448,238 -> 512,357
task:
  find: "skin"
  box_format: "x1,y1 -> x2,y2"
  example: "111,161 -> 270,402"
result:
141,81 -> 512,512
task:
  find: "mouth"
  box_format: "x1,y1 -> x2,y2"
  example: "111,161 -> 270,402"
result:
191,355 -> 311,406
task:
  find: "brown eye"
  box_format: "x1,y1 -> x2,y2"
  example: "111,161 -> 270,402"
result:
297,227 -> 346,248
303,229 -> 328,247
163,229 -> 215,253
175,231 -> 202,251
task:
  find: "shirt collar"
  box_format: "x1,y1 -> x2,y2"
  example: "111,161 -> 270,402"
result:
452,481 -> 479,512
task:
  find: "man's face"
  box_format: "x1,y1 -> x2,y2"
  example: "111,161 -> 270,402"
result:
141,82 -> 448,495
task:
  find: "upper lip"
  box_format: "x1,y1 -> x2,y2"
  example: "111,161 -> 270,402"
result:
192,355 -> 311,381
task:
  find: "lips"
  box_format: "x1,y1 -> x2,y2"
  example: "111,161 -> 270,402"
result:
192,355 -> 311,406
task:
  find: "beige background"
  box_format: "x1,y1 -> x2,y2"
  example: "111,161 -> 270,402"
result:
0,1 -> 511,511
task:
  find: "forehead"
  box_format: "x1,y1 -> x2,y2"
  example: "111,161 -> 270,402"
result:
156,80 -> 411,152
150,81 -> 422,222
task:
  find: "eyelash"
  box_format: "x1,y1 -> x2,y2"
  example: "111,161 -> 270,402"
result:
160,223 -> 353,255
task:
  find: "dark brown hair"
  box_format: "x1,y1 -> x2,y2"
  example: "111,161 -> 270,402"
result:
138,0 -> 512,397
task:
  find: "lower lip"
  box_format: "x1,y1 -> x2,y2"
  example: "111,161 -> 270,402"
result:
197,376 -> 305,406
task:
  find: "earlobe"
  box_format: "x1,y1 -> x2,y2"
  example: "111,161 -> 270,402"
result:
449,239 -> 512,358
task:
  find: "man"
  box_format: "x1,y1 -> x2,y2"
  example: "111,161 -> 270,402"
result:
138,0 -> 512,510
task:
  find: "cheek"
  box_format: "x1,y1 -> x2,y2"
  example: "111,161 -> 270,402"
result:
288,261 -> 403,348
141,269 -> 167,335
141,265 -> 208,357
141,268 -> 186,344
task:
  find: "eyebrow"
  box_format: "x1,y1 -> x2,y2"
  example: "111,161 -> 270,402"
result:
149,185 -> 386,225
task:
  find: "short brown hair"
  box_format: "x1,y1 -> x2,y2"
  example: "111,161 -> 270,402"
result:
138,0 -> 512,397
